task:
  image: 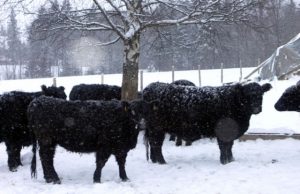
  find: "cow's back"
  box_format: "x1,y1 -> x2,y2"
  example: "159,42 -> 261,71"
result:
69,84 -> 121,101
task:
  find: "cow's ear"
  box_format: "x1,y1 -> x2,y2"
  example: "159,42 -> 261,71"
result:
234,83 -> 243,94
41,85 -> 47,92
59,86 -> 65,91
122,101 -> 130,112
296,81 -> 300,88
137,91 -> 143,99
262,83 -> 272,92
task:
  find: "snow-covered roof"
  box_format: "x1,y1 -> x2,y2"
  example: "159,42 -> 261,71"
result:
259,33 -> 300,80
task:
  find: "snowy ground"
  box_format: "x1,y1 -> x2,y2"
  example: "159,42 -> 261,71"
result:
1,68 -> 300,194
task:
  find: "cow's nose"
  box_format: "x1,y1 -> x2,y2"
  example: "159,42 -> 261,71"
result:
274,102 -> 284,111
253,107 -> 262,114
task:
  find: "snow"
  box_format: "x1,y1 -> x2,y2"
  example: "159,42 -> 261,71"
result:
1,67 -> 300,193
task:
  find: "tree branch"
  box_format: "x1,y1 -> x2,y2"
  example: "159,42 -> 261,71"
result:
92,0 -> 126,40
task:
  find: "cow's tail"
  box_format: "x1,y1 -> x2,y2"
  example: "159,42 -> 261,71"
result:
143,128 -> 150,161
31,140 -> 37,179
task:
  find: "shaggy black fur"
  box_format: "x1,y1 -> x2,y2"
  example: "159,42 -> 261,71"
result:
28,96 -> 148,184
69,83 -> 143,101
69,84 -> 121,101
143,82 -> 272,165
169,80 -> 196,146
171,79 -> 195,87
275,80 -> 300,112
0,85 -> 66,171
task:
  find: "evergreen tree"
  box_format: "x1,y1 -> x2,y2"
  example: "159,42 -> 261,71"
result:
0,25 -> 8,67
7,8 -> 22,79
27,6 -> 52,78
282,0 -> 299,42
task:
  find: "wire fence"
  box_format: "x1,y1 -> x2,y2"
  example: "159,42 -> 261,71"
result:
52,63 -> 249,90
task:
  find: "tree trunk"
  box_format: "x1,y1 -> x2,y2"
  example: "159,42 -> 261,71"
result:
121,33 -> 140,100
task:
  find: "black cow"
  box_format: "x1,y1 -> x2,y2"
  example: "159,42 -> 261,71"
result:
143,82 -> 272,165
0,85 -> 66,171
28,96 -> 148,184
69,83 -> 143,100
69,84 -> 121,101
275,80 -> 300,112
169,80 -> 196,146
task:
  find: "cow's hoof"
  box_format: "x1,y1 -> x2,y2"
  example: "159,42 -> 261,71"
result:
9,166 -> 18,172
158,159 -> 167,164
220,157 -> 234,165
169,136 -> 176,141
175,141 -> 182,146
185,141 -> 192,146
121,177 -> 129,182
150,156 -> 157,163
46,178 -> 61,184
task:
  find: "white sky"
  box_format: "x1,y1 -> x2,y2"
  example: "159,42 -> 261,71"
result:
0,0 -> 93,41
1,0 -> 300,41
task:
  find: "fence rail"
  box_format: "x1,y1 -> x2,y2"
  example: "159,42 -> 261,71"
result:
239,133 -> 300,141
51,65 -> 256,89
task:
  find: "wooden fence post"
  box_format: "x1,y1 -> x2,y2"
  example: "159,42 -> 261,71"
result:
198,65 -> 201,87
101,73 -> 104,84
239,59 -> 243,82
257,58 -> 261,75
140,70 -> 143,91
221,63 -> 224,84
172,66 -> 175,82
244,58 -> 265,80
53,77 -> 57,87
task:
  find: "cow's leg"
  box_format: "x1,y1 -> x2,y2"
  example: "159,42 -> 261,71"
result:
6,142 -> 22,171
149,131 -> 166,164
169,134 -> 176,141
185,140 -> 192,146
175,137 -> 183,146
39,142 -> 60,184
115,152 -> 129,181
217,139 -> 234,165
93,148 -> 110,183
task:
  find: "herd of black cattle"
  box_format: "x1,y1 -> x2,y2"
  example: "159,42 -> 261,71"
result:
0,79 -> 298,184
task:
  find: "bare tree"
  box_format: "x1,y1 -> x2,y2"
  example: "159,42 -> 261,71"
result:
3,0 -> 258,100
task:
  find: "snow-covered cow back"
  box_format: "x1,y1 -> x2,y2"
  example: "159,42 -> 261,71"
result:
69,84 -> 121,101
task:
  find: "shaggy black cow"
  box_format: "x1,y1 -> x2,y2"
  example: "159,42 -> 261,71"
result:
275,80 -> 300,111
0,85 -> 66,171
28,96 -> 148,184
69,83 -> 143,101
169,80 -> 196,146
69,84 -> 121,101
143,82 -> 272,165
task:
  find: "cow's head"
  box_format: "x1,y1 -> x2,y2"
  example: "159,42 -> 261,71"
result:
119,100 -> 140,150
41,85 -> 67,99
241,82 -> 272,114
275,81 -> 300,112
127,99 -> 159,127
